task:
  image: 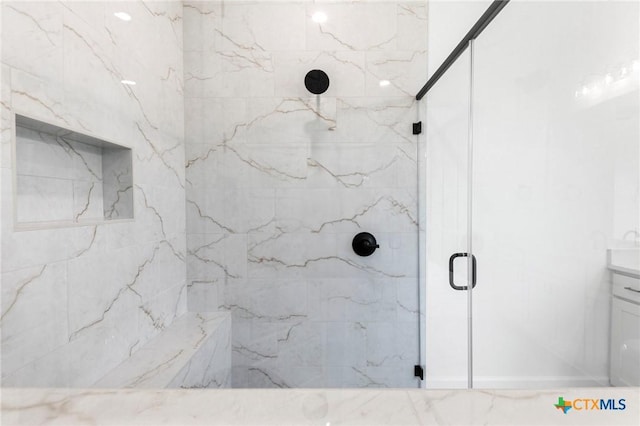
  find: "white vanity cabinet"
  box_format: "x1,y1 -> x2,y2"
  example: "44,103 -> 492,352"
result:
610,273 -> 640,386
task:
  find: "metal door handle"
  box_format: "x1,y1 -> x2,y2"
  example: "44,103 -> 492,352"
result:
449,253 -> 477,291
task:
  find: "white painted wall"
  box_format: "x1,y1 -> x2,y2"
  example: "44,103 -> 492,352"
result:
427,0 -> 492,76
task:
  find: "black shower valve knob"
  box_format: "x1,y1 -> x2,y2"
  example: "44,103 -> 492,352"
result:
352,232 -> 379,257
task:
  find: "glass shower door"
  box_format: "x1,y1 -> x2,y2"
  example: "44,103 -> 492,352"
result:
470,0 -> 640,388
424,48 -> 473,389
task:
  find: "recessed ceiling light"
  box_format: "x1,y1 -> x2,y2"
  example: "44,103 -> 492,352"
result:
312,11 -> 327,24
379,80 -> 391,87
114,12 -> 132,21
121,80 -> 137,86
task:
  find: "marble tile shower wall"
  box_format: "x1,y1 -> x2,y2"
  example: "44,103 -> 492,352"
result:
0,1 -> 187,386
184,1 -> 427,388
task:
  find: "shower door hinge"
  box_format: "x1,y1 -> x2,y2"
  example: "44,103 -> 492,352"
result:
414,365 -> 424,380
412,121 -> 422,135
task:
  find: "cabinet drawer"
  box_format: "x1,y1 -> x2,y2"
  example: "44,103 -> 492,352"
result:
613,273 -> 640,304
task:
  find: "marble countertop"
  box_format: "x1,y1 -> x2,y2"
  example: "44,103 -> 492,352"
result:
2,387 -> 639,425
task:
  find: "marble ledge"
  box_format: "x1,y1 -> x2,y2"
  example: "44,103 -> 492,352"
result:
93,312 -> 231,389
1,387 -> 638,426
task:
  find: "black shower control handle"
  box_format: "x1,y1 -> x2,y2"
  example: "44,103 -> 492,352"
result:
352,232 -> 379,257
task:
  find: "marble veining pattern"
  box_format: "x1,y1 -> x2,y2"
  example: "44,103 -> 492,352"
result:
1,0 -> 426,390
2,387 -> 639,425
184,0 -> 426,388
14,122 -> 134,225
94,312 -> 231,389
1,0 -> 187,387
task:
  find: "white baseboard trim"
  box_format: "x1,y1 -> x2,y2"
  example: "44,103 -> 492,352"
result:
424,376 -> 610,389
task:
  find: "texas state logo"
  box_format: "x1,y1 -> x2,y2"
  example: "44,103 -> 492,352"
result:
554,396 -> 626,414
554,397 -> 572,414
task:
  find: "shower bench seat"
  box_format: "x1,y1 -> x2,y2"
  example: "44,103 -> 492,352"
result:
93,312 -> 231,389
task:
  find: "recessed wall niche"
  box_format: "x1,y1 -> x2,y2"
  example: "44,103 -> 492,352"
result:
14,114 -> 133,228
